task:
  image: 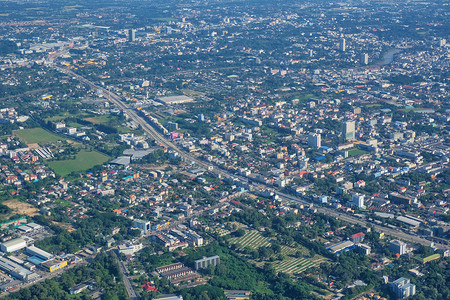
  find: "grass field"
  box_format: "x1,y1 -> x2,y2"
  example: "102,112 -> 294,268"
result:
47,149 -> 110,176
14,128 -> 63,145
347,148 -> 369,157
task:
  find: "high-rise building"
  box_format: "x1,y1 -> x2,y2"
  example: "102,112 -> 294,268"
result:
439,38 -> 446,47
128,29 -> 136,42
360,53 -> 369,65
389,240 -> 407,255
342,120 -> 355,141
352,193 -> 365,208
339,38 -> 346,51
390,277 -> 416,299
308,133 -> 321,149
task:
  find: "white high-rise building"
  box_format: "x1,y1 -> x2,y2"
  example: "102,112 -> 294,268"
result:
389,240 -> 407,255
308,133 -> 321,149
352,193 -> 365,208
342,120 -> 356,141
360,53 -> 369,65
339,38 -> 346,51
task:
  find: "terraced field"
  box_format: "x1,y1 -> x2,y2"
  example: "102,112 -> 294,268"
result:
229,230 -> 327,275
273,257 -> 315,274
229,230 -> 270,250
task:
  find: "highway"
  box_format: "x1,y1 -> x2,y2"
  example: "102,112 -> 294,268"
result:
53,63 -> 443,250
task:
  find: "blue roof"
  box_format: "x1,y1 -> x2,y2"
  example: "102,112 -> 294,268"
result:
27,255 -> 46,265
314,155 -> 326,161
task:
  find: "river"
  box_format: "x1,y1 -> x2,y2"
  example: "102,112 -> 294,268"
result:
379,48 -> 402,66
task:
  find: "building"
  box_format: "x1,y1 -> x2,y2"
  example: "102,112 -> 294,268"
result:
342,120 -> 355,141
26,245 -> 54,261
390,277 -> 416,299
389,240 -> 407,255
360,53 -> 369,65
155,295 -> 183,300
308,133 -> 321,149
415,254 -> 440,264
326,240 -> 355,255
41,259 -> 67,272
439,38 -> 446,47
117,242 -> 143,255
128,29 -> 136,42
194,255 -> 220,270
156,95 -> 194,105
355,243 -> 371,255
134,219 -> 151,233
339,38 -> 346,51
224,290 -> 252,300
350,232 -> 365,243
0,256 -> 38,281
1,238 -> 27,253
352,193 -> 365,208
70,283 -> 88,295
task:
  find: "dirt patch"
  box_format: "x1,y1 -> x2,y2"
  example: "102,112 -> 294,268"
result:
52,221 -> 75,232
83,117 -> 100,124
3,200 -> 38,217
28,143 -> 40,149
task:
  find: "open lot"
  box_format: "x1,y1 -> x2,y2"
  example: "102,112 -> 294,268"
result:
47,149 -> 110,176
13,128 -> 63,145
2,199 -> 38,217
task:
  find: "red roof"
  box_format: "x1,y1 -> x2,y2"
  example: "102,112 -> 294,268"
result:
351,232 -> 365,239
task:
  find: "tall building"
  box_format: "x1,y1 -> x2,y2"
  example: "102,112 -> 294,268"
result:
308,133 -> 321,149
352,193 -> 365,208
128,29 -> 136,42
390,277 -> 416,299
389,240 -> 407,255
342,120 -> 355,141
360,53 -> 369,65
339,38 -> 346,51
439,38 -> 446,47
194,255 -> 220,270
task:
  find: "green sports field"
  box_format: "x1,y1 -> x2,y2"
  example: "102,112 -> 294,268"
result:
13,128 -> 63,144
47,149 -> 110,176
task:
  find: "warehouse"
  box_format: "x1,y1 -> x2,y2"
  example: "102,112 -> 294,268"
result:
0,256 -> 38,281
26,223 -> 42,230
156,95 -> 194,105
327,240 -> 355,255
26,245 -> 53,261
1,238 -> 27,253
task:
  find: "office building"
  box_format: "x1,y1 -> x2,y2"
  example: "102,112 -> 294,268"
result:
308,133 -> 321,149
389,240 -> 407,255
390,277 -> 416,299
360,53 -> 369,65
352,193 -> 365,208
342,120 -> 355,141
339,38 -> 346,51
128,29 -> 136,42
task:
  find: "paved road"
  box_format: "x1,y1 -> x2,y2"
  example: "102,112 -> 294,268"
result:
117,254 -> 139,300
53,64 -> 444,250
277,191 -> 445,248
